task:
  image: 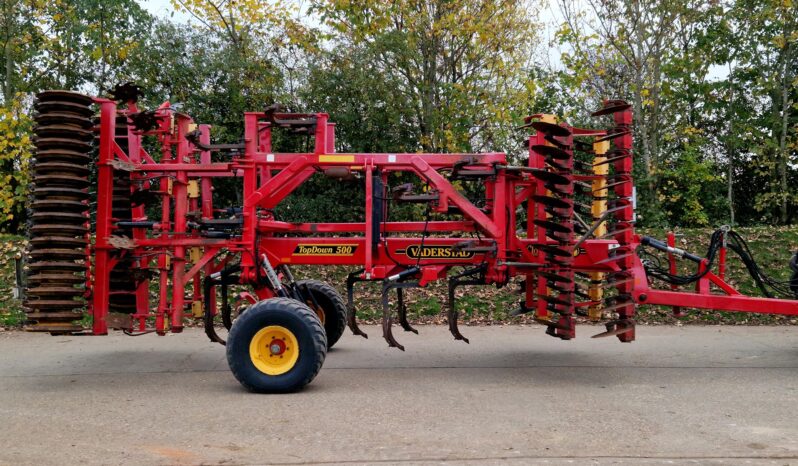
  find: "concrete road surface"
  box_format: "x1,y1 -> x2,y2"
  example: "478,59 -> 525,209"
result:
0,325 -> 797,465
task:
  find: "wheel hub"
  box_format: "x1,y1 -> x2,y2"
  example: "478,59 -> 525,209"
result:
249,325 -> 299,375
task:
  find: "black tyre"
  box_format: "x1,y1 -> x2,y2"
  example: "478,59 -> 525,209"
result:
296,279 -> 347,349
226,297 -> 327,393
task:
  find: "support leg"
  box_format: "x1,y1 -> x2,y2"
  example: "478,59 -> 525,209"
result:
397,288 -> 418,334
345,269 -> 368,338
446,265 -> 485,344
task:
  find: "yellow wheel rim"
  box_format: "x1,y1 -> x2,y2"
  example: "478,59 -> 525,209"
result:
249,325 -> 300,375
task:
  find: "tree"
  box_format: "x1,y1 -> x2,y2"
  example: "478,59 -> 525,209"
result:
312,0 -> 539,155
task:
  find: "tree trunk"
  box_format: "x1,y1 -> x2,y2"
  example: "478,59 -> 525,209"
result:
2,0 -> 14,103
778,49 -> 791,224
726,61 -> 736,226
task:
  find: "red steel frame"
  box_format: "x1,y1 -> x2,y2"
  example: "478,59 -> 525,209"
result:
88,97 -> 798,341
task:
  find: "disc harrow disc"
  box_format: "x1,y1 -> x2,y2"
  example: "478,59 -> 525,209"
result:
27,260 -> 85,271
26,286 -> 83,297
33,149 -> 92,163
23,299 -> 84,310
36,90 -> 94,106
32,187 -> 89,200
33,173 -> 91,187
34,100 -> 94,117
30,224 -> 88,235
34,112 -> 93,129
30,200 -> 88,212
33,162 -> 91,176
33,124 -> 94,141
34,137 -> 92,152
27,273 -> 85,285
24,322 -> 85,334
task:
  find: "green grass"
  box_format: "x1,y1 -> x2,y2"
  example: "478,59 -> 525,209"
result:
3,226 -> 798,329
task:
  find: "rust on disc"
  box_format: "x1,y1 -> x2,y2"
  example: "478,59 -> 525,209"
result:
28,248 -> 86,259
30,224 -> 88,235
27,261 -> 85,271
26,286 -> 83,297
33,124 -> 94,141
24,322 -> 85,333
33,149 -> 92,162
32,187 -> 89,199
27,273 -> 85,285
33,137 -> 92,151
33,174 -> 90,187
24,299 -> 84,309
34,100 -> 94,117
36,90 -> 94,106
30,200 -> 88,212
33,162 -> 91,176
34,111 -> 93,128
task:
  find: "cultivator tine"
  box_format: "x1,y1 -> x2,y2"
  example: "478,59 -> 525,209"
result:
537,293 -> 572,307
600,300 -> 637,314
591,318 -> 635,339
380,281 -> 408,351
447,282 -> 470,343
598,276 -> 635,289
345,270 -> 368,339
396,288 -> 418,334
539,315 -> 576,340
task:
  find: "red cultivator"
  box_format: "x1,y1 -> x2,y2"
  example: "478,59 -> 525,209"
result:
23,87 -> 798,392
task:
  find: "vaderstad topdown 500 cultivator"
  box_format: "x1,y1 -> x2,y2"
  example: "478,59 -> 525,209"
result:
22,85 -> 798,392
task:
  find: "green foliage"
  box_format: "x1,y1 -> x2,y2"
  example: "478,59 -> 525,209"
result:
311,0 -> 537,156
0,0 -> 795,233
657,148 -> 727,227
0,97 -> 31,232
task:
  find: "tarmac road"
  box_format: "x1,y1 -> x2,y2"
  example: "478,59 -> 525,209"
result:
0,324 -> 797,465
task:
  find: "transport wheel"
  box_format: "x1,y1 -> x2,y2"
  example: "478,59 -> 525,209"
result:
296,279 -> 347,349
226,297 -> 327,393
